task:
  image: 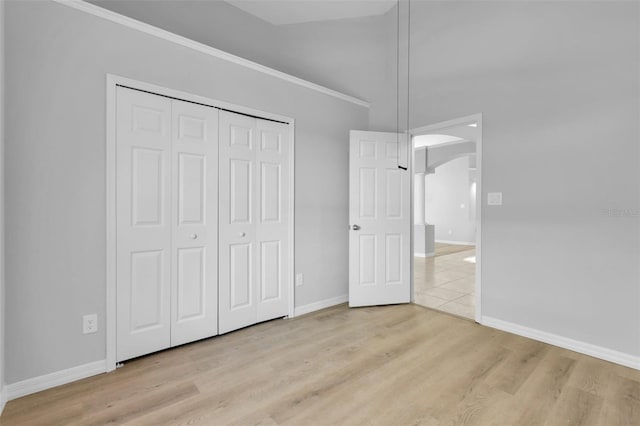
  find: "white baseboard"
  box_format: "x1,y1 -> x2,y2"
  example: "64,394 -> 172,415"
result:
0,385 -> 6,415
435,240 -> 476,246
482,316 -> 640,371
414,252 -> 435,258
294,294 -> 348,317
6,360 -> 107,401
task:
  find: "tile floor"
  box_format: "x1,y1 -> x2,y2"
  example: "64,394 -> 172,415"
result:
414,243 -> 476,320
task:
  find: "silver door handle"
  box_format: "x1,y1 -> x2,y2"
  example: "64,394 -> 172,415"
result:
190,234 -> 198,239
239,232 -> 246,237
351,225 -> 360,231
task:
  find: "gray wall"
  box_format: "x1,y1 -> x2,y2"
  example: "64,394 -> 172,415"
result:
277,11 -> 397,131
425,156 -> 476,244
410,1 -> 640,356
4,0 -> 639,388
89,0 -> 280,69
4,0 -> 367,384
90,0 -> 401,131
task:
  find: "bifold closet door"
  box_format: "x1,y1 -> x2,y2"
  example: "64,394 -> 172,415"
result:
170,99 -> 218,347
116,87 -> 219,362
219,110 -> 290,334
116,87 -> 172,361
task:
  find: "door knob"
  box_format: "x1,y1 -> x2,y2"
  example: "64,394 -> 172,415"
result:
190,234 -> 198,239
351,225 -> 360,231
239,232 -> 246,237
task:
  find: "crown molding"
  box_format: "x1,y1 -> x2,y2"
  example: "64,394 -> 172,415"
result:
51,0 -> 371,108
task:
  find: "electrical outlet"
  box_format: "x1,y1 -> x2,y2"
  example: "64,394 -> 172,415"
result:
83,314 -> 98,334
296,273 -> 304,287
488,192 -> 503,206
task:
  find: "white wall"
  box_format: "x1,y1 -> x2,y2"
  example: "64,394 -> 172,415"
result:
0,0 -> 5,413
425,156 -> 476,244
410,1 -> 640,358
4,0 -> 368,385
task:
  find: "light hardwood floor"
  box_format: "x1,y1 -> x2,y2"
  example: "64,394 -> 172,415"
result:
2,303 -> 639,425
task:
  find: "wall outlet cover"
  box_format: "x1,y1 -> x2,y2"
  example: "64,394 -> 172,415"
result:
83,314 -> 98,334
487,192 -> 503,206
295,273 -> 304,287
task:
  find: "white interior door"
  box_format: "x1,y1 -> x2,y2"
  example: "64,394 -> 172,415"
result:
219,111 -> 290,334
170,100 -> 218,346
349,130 -> 411,307
116,87 -> 172,361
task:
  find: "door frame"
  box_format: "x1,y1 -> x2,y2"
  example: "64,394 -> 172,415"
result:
409,113 -> 482,323
105,74 -> 296,371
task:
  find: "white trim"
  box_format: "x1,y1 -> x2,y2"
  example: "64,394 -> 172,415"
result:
294,295 -> 348,317
409,134 -> 415,303
106,74 -> 296,371
6,360 -> 107,401
482,316 -> 640,371
288,121 -> 296,319
411,113 -> 483,323
414,252 -> 435,258
105,75 -> 116,373
435,240 -> 476,246
52,0 -> 370,109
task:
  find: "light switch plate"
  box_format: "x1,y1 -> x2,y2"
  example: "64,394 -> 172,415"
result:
487,192 -> 503,206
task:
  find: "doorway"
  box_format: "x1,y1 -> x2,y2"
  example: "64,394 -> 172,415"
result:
411,115 -> 482,322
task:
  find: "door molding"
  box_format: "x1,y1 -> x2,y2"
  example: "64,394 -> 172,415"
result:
410,113 -> 482,323
106,74 -> 296,371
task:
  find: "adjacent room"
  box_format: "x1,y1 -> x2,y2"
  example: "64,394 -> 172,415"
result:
0,0 -> 639,424
413,120 -> 479,320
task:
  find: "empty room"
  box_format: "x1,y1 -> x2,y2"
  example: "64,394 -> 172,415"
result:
0,0 -> 639,425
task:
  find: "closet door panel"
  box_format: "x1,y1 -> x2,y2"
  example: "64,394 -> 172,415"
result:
116,87 -> 172,362
219,111 -> 258,334
170,100 -> 219,346
256,119 -> 290,322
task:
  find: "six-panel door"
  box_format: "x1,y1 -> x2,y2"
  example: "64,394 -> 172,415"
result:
218,111 -> 290,334
349,131 -> 411,307
117,87 -> 291,360
170,100 -> 219,347
116,87 -> 173,361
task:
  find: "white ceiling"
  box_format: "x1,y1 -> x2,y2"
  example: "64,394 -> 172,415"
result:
225,0 -> 397,26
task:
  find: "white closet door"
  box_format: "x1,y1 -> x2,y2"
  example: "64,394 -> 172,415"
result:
219,111 -> 290,334
116,87 -> 172,361
219,111 -> 258,333
170,100 -> 219,346
255,118 -> 290,323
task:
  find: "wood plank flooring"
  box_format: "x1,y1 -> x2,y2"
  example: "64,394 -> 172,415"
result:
2,303 -> 639,425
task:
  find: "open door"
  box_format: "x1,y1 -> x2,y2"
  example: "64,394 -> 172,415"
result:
349,131 -> 411,307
